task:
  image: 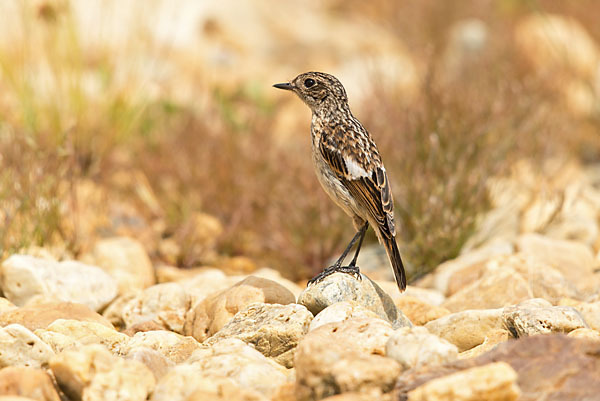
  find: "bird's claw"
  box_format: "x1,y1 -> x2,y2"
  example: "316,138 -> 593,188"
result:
307,264 -> 362,286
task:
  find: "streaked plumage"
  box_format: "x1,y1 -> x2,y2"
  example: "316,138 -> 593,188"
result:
273,72 -> 406,291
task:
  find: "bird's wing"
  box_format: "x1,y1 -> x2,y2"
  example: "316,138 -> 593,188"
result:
319,129 -> 396,238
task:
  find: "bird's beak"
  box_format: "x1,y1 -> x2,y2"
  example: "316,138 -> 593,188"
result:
273,82 -> 293,90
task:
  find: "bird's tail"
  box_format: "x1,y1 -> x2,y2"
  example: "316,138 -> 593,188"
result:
382,236 -> 406,291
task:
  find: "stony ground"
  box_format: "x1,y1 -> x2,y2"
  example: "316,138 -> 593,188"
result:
0,160 -> 598,401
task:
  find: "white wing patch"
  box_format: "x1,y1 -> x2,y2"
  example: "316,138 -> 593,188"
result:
345,157 -> 369,179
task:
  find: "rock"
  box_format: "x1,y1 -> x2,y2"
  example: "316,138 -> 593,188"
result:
502,299 -> 588,338
49,344 -> 155,401
0,255 -> 118,311
396,335 -> 600,401
442,267 -> 531,312
386,327 -> 458,370
243,268 -> 304,299
568,327 -> 600,341
559,300 -> 600,331
425,309 -> 507,352
183,276 -> 295,342
0,302 -> 113,331
319,395 -> 379,401
516,233 -> 598,294
309,301 -> 380,331
121,330 -> 202,364
102,293 -> 138,330
175,269 -> 238,307
122,282 -> 191,334
406,362 -> 520,401
432,241 -> 514,295
182,338 -> 290,397
0,324 -> 54,368
400,287 -> 446,306
123,320 -> 168,335
0,298 -> 16,314
186,385 -> 268,401
295,319 -> 400,400
206,303 -> 312,368
0,366 -> 61,401
33,319 -> 129,353
297,273 -> 409,328
395,296 -> 450,326
152,366 -> 269,401
84,237 -> 155,293
124,347 -> 173,381
457,330 -> 510,360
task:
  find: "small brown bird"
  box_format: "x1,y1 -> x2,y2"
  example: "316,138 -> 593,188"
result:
274,72 -> 406,291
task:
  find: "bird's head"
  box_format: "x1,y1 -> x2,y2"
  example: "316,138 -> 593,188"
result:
273,72 -> 348,112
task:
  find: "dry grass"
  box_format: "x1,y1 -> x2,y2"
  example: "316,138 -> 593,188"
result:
1,0 -> 599,282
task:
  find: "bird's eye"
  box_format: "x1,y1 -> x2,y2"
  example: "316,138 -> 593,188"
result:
304,78 -> 316,88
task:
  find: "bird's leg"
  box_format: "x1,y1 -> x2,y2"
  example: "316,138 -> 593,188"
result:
308,222 -> 369,285
348,222 -> 368,268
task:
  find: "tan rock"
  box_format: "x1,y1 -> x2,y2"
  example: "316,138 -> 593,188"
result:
241,267 -> 304,299
50,344 -> 154,401
122,283 -> 191,333
0,302 -> 113,331
0,255 -> 118,311
178,269 -> 241,307
174,338 -> 290,398
206,303 -> 312,368
309,301 -> 380,331
295,319 -> 400,400
458,330 -> 510,360
0,366 -> 60,401
395,296 -> 450,326
432,241 -> 514,295
386,327 -> 458,370
124,347 -> 173,382
568,328 -> 600,341
503,300 -> 588,337
516,233 -> 598,294
101,293 -> 138,330
0,324 -> 54,368
397,334 -> 600,400
442,267 -> 531,312
561,301 -> 600,331
0,298 -> 16,314
152,368 -> 268,401
183,276 -> 295,342
397,286 -> 446,306
425,309 -> 507,352
84,237 -> 155,293
407,362 -> 520,401
121,330 -> 201,364
34,319 -> 129,353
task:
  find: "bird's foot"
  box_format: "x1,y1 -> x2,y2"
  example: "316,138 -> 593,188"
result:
307,264 -> 361,286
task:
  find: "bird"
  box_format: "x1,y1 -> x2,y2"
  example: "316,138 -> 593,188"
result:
273,72 -> 406,291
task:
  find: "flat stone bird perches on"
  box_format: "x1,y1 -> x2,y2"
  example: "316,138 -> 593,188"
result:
273,72 -> 407,291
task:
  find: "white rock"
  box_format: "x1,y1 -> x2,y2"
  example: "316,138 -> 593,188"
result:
0,324 -> 55,368
122,283 -> 191,333
0,255 -> 118,311
310,301 -> 380,331
386,326 -> 458,370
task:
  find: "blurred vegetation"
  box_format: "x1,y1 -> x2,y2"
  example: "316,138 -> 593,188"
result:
1,0 -> 599,282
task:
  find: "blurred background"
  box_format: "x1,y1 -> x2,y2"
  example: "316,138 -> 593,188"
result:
1,0 -> 599,283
